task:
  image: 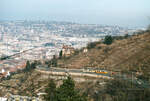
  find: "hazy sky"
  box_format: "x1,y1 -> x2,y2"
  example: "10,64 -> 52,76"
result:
0,0 -> 150,27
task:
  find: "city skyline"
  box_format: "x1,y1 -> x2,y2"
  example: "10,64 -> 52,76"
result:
0,0 -> 150,27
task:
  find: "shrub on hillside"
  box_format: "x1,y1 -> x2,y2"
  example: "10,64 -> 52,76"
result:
87,42 -> 97,49
46,55 -> 58,67
59,50 -> 63,59
87,41 -> 101,49
106,78 -> 150,101
44,79 -> 57,101
44,77 -> 88,101
103,35 -> 113,45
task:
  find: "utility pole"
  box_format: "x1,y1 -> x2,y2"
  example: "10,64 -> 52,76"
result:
131,72 -> 133,88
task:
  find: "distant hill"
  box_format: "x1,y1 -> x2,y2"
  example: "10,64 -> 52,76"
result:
58,31 -> 150,72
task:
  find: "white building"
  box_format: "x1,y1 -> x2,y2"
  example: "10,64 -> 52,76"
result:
0,97 -> 7,101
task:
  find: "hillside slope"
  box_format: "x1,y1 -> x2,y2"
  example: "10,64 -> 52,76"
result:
58,32 -> 150,72
1,31 -> 150,100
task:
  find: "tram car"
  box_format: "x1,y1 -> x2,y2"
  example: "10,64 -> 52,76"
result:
84,69 -> 108,74
93,70 -> 108,74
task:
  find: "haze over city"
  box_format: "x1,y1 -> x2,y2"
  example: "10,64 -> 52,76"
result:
0,0 -> 150,27
0,0 -> 150,100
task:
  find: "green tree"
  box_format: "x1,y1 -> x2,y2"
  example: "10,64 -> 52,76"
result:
57,76 -> 87,101
30,62 -> 36,69
124,34 -> 129,39
24,61 -> 37,72
103,35 -> 113,45
59,50 -> 63,59
25,61 -> 30,71
51,55 -> 57,67
87,42 -> 97,49
44,79 -> 57,101
44,77 -> 87,101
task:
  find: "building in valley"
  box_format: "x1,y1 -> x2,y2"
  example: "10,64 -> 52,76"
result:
62,45 -> 75,57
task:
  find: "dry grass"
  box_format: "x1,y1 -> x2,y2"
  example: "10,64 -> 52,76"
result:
58,32 -> 150,72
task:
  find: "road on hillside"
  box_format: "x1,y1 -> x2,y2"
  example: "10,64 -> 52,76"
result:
36,67 -> 150,88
